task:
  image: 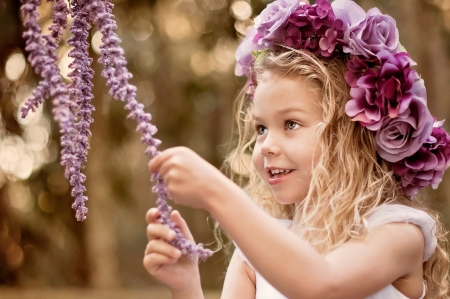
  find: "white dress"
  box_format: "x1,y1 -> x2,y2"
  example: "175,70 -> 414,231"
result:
234,204 -> 437,299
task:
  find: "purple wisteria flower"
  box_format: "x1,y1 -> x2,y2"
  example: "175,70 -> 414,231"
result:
21,0 -> 212,259
393,120 -> 450,197
66,0 -> 96,221
21,0 -> 81,212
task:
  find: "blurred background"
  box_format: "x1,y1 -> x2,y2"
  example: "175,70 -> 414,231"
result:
0,0 -> 449,298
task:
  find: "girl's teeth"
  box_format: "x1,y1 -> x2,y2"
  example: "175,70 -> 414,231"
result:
271,170 -> 291,177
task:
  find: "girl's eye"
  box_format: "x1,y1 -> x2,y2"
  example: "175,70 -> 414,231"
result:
256,125 -> 268,135
286,120 -> 300,130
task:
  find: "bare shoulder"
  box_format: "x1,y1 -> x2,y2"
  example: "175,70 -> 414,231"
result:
368,223 -> 425,298
324,222 -> 425,298
367,222 -> 425,260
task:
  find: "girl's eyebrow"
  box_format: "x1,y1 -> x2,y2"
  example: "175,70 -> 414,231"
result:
276,107 -> 307,114
252,107 -> 307,119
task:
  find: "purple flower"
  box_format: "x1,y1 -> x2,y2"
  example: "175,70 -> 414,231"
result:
319,27 -> 340,57
66,0 -> 95,222
281,0 -> 343,56
331,0 -> 366,33
393,120 -> 450,197
336,1 -> 399,58
235,26 -> 263,78
344,55 -> 375,87
256,0 -> 301,47
376,96 -> 434,163
22,0 -> 212,259
21,0 -> 80,217
375,51 -> 418,118
345,83 -> 384,130
345,51 -> 424,130
89,0 -> 211,259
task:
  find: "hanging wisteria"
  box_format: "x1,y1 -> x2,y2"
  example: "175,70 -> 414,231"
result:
20,0 -> 212,260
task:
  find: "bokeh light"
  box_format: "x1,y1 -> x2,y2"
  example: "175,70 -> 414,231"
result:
5,53 -> 27,81
231,1 -> 252,20
7,182 -> 34,213
134,51 -> 156,75
38,191 -> 56,214
91,30 -> 103,54
164,16 -> 193,41
135,81 -> 156,107
5,242 -> 24,268
190,51 -> 214,76
58,47 -> 74,80
234,19 -> 253,35
13,85 -> 32,107
0,136 -> 33,180
203,0 -> 228,11
131,19 -> 154,41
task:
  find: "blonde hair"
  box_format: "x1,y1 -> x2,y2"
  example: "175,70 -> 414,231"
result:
221,48 -> 449,298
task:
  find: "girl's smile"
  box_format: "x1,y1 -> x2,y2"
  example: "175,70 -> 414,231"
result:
267,170 -> 294,185
251,71 -> 323,205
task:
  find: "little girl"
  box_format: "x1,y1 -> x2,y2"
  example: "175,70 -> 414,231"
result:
143,0 -> 450,298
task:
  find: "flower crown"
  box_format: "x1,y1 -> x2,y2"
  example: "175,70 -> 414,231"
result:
235,0 -> 450,197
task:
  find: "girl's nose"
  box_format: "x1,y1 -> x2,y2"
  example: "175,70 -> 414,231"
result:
260,133 -> 281,156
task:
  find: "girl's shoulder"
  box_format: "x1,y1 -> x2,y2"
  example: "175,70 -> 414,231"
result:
366,204 -> 437,262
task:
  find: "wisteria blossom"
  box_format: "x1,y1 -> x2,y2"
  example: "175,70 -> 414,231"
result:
20,0 -> 212,259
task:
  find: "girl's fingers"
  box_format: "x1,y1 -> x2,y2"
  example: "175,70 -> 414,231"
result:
148,148 -> 177,174
145,239 -> 182,259
147,223 -> 177,242
148,153 -> 163,174
170,210 -> 195,242
143,252 -> 178,273
146,208 -> 160,224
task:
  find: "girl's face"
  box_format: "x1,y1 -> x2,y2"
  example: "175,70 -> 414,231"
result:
252,72 -> 323,205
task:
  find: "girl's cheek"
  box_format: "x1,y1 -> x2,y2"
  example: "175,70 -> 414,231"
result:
251,145 -> 264,174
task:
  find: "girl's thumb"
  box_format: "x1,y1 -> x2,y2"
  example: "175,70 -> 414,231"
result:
170,210 -> 195,242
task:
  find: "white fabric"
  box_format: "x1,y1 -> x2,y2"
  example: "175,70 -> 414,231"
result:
234,204 -> 436,299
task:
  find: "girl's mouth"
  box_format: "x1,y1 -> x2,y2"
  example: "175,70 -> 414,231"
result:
268,169 -> 293,185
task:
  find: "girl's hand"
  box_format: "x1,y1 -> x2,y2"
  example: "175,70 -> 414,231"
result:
143,208 -> 201,292
148,146 -> 230,211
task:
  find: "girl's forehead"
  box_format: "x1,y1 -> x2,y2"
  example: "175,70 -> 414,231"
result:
252,77 -> 323,120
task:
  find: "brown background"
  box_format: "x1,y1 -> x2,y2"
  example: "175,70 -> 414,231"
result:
0,0 -> 449,297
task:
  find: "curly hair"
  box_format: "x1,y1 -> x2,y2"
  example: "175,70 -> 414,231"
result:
221,48 -> 449,298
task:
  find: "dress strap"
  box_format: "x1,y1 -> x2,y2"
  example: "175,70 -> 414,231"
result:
366,204 -> 437,262
419,281 -> 427,299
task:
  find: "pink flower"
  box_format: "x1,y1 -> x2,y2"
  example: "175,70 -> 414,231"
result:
376,96 -> 434,163
393,120 -> 450,197
256,0 -> 301,47
235,26 -> 263,78
332,0 -> 399,58
345,51 -> 425,131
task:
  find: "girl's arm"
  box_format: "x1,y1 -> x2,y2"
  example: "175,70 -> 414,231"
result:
221,250 -> 256,299
149,147 -> 424,299
206,179 -> 424,299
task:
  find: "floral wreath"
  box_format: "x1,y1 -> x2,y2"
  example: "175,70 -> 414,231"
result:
235,0 -> 450,197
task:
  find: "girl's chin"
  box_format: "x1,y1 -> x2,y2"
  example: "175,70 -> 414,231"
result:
272,192 -> 306,206
273,197 -> 298,205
